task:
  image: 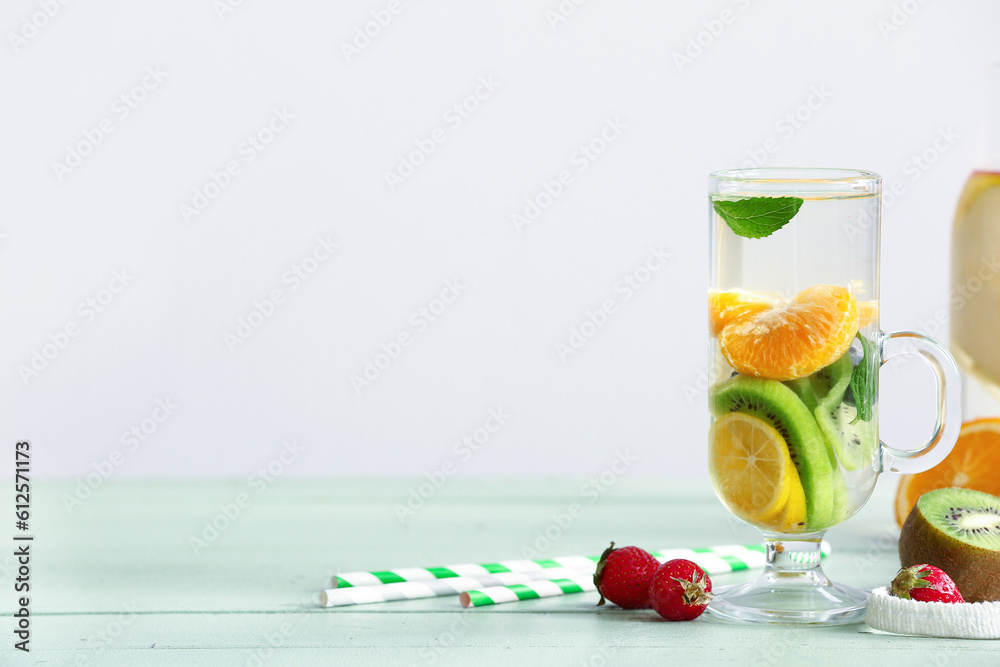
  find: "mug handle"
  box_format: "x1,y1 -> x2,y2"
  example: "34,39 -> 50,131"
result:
879,331 -> 963,474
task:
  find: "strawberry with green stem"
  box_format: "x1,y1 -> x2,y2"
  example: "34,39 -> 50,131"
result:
593,542 -> 660,609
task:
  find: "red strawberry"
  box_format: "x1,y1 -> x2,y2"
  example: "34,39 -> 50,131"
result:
648,559 -> 713,621
890,564 -> 965,603
594,542 -> 660,609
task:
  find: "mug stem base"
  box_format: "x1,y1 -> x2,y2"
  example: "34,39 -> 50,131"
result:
705,537 -> 869,625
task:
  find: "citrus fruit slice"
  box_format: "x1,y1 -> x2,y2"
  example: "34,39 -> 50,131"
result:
709,289 -> 775,337
710,412 -> 794,523
718,285 -> 859,381
775,470 -> 807,532
895,418 -> 1000,526
858,300 -> 878,328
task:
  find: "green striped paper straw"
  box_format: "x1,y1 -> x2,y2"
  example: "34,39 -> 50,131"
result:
332,555 -> 597,588
460,575 -> 596,608
332,542 -> 830,589
320,569 -> 585,607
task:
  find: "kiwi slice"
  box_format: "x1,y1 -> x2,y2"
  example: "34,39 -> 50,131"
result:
899,487 -> 1000,602
815,403 -> 877,471
784,377 -> 817,411
827,471 -> 851,527
804,352 -> 873,472
710,375 -> 835,530
810,352 -> 853,409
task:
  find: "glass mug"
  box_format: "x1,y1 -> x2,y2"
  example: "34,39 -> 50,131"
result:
707,168 -> 962,624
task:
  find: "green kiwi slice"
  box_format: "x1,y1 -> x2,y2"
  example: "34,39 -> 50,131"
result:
899,487 -> 1000,602
810,352 -> 853,409
815,402 -> 877,471
798,351 -> 872,472
783,351 -> 851,420
710,375 -> 835,530
784,377 -> 817,411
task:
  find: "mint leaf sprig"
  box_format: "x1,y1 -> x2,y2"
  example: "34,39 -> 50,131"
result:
849,334 -> 877,423
712,196 -> 804,239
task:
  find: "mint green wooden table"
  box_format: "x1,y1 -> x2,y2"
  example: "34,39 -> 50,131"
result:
3,478 -> 996,665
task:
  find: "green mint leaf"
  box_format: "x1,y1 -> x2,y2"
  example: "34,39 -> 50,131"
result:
712,196 -> 804,239
849,334 -> 877,423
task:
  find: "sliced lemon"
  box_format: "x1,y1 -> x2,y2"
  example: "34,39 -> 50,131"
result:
710,412 -> 794,523
774,471 -> 808,532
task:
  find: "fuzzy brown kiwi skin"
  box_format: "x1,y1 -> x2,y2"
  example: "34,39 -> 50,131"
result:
898,499 -> 1000,603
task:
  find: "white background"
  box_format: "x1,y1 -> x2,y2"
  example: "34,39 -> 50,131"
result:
2,0 -> 999,480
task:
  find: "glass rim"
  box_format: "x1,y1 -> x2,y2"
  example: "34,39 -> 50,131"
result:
709,167 -> 881,184
709,168 -> 881,197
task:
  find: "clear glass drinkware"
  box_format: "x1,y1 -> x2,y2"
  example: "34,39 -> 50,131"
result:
707,168 -> 962,624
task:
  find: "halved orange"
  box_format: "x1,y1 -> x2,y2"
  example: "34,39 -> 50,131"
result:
717,285 -> 859,381
895,418 -> 1000,526
709,289 -> 775,337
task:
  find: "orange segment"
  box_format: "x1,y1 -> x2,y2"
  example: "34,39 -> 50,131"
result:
710,412 -> 793,524
858,300 -> 878,329
717,285 -> 859,381
709,289 -> 775,337
895,418 -> 1000,526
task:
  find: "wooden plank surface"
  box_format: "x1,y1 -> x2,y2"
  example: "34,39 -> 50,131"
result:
1,477 -> 996,665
